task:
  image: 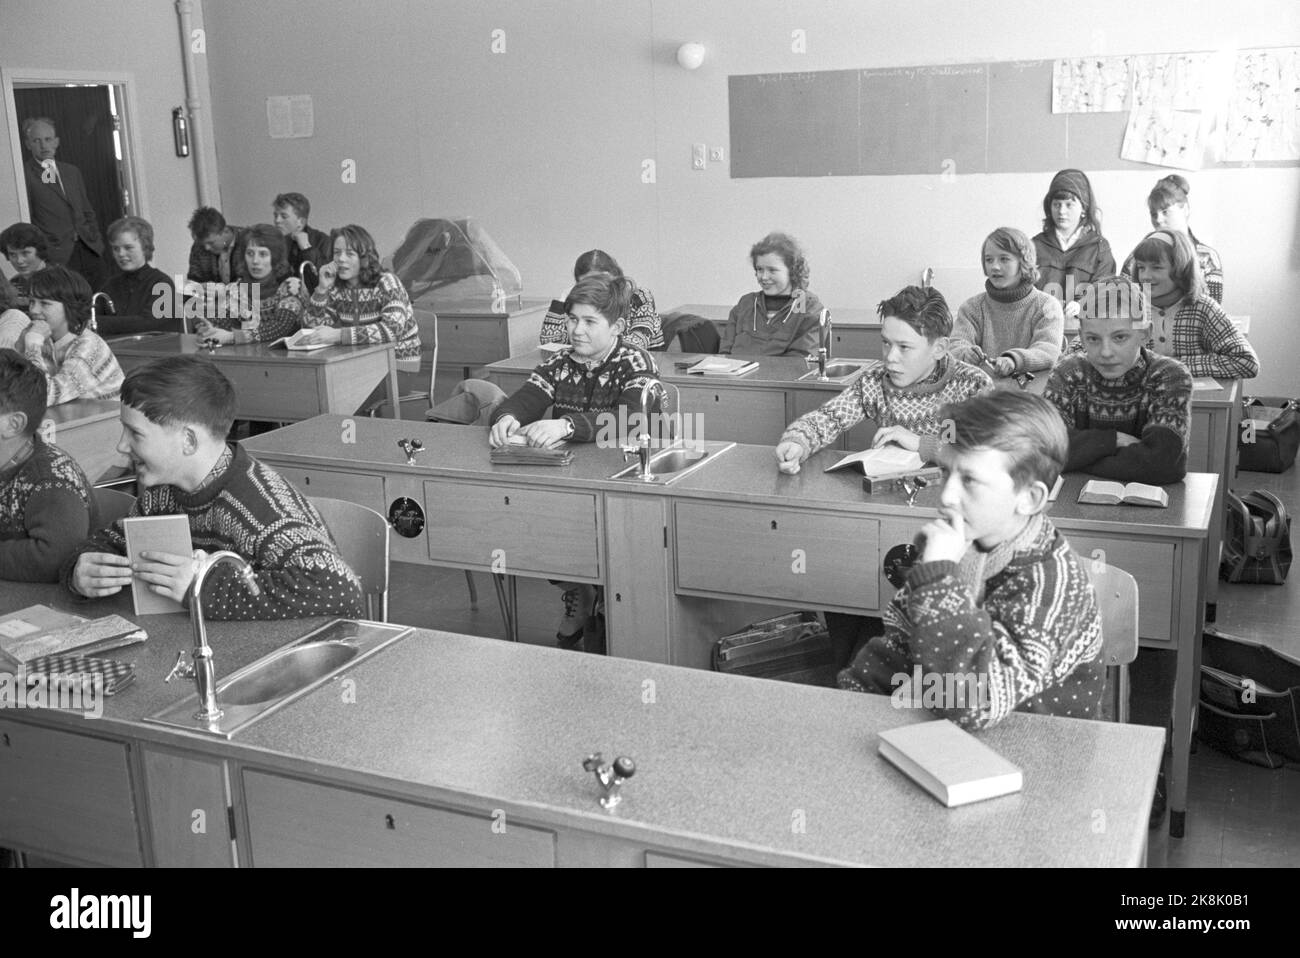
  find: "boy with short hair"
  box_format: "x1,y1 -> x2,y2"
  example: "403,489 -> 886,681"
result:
63,355 -> 364,619
1043,277 -> 1193,485
838,391 -> 1104,729
273,192 -> 331,290
0,348 -> 96,581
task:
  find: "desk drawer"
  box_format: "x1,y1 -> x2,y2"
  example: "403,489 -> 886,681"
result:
242,770 -> 556,867
832,327 -> 878,359
424,480 -> 600,579
440,319 -> 504,365
223,364 -> 321,421
275,468 -> 385,515
674,502 -> 879,609
1065,536 -> 1174,645
677,386 -> 787,446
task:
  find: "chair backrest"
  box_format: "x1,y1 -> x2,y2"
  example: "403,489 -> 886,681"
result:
309,496 -> 390,622
92,487 -> 136,526
1082,560 -> 1139,668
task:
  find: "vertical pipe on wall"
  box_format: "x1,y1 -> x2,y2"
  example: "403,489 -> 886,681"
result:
175,0 -> 211,206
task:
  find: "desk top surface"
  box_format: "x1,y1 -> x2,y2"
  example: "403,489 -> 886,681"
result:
0,583 -> 1163,867
668,303 -> 884,328
245,416 -> 1216,539
411,297 -> 550,320
43,396 -> 121,427
107,332 -> 393,366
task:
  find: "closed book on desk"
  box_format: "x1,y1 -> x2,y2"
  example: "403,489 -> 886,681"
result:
826,445 -> 924,478
877,719 -> 1023,807
123,515 -> 194,614
0,612 -> 146,672
686,356 -> 758,376
1077,480 -> 1168,508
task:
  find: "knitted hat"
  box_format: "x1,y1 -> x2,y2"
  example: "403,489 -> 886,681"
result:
1044,169 -> 1093,216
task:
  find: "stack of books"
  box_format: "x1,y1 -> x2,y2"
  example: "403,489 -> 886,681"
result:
712,611 -> 836,686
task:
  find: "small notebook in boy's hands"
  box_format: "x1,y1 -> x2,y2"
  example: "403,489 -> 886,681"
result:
877,719 -> 1023,808
267,329 -> 330,351
685,356 -> 759,376
122,515 -> 194,614
825,444 -> 924,478
1077,480 -> 1168,508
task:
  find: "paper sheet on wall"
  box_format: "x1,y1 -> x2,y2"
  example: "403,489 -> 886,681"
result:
1130,53 -> 1215,113
1052,57 -> 1131,113
1222,49 -> 1300,162
266,95 -> 314,139
1121,106 -> 1207,169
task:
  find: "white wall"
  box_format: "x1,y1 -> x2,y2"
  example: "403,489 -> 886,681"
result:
0,0 -> 218,280
175,1 -> 1300,393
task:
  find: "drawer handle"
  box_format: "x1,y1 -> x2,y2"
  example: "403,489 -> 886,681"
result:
385,813 -> 395,830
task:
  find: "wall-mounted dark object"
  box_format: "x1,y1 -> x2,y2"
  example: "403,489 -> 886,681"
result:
172,107 -> 190,157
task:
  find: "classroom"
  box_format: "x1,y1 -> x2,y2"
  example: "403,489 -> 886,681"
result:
0,0 -> 1297,879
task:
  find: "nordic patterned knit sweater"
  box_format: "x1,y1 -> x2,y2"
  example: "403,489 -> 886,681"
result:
25,327 -> 124,405
837,513 -> 1104,730
97,265 -> 178,336
0,436 -> 96,583
721,289 -> 826,357
302,272 -> 421,373
539,285 -> 665,351
207,277 -> 304,343
780,356 -> 993,464
1121,240 -> 1224,305
951,281 -> 1064,374
61,443 -> 364,620
1043,347 -> 1192,485
490,339 -> 660,443
1032,228 -> 1116,303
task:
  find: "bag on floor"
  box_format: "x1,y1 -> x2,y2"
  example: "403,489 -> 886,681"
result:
1198,629 -> 1300,768
1238,397 -> 1300,473
1220,490 -> 1292,584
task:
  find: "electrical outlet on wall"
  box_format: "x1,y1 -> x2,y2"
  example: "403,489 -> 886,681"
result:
692,143 -> 707,170
709,146 -> 724,163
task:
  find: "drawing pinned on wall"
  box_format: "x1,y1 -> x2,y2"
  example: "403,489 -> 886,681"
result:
267,95 -> 314,139
1121,105 -> 1207,169
1222,48 -> 1300,162
1130,53 -> 1215,112
1052,57 -> 1131,113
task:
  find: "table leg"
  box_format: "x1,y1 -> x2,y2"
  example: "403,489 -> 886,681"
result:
1169,534 -> 1205,839
385,349 -> 401,420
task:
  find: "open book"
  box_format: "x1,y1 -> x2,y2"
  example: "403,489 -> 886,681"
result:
877,719 -> 1023,808
1191,377 -> 1222,391
123,515 -> 195,614
686,356 -> 759,376
0,605 -> 146,672
268,329 -> 330,351
1077,480 -> 1168,508
825,444 -> 924,478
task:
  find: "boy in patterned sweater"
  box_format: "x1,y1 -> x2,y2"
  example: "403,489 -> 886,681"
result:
1044,277 -> 1193,485
777,285 -> 993,471
64,355 -> 364,620
839,392 -> 1104,729
0,349 -> 97,582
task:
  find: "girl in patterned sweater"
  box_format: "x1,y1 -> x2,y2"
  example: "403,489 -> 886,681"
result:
539,249 -> 664,351
839,392 -> 1104,730
299,225 -> 420,373
20,265 -> 124,405
195,223 -> 304,345
1128,230 -> 1257,380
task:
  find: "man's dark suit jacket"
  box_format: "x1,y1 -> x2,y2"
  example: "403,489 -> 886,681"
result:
23,157 -> 105,265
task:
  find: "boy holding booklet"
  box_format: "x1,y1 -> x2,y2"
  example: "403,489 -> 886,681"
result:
838,392 -> 1104,729
1043,277 -> 1192,485
0,348 -> 97,582
63,356 -> 364,619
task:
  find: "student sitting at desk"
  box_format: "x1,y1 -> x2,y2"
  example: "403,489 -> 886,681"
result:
1126,229 -> 1257,380
194,224 -> 304,345
1032,169 -> 1116,321
720,231 -> 825,357
1044,277 -> 1192,485
273,192 -> 332,293
0,349 -> 96,582
63,355 -> 364,619
1,221 -> 52,311
0,275 -> 27,350
540,249 -> 664,351
490,273 -> 660,650
838,391 -> 1104,729
1122,174 -> 1223,305
298,224 -> 420,374
20,265 -> 124,405
950,227 -> 1063,379
96,216 -> 178,337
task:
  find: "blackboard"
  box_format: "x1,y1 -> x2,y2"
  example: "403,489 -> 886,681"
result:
729,58 -> 1297,177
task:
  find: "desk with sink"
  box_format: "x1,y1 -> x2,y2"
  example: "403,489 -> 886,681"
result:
0,582 -> 1164,867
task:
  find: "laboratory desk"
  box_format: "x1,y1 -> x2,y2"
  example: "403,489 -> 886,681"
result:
413,299 -> 551,403
0,583 -> 1164,867
41,397 -> 126,484
244,416 -> 1213,837
107,333 -> 400,422
665,302 -> 884,358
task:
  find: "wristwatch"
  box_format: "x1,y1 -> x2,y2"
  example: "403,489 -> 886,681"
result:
562,417 -> 575,438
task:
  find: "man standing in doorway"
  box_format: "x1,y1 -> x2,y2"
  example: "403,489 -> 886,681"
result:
21,116 -> 108,289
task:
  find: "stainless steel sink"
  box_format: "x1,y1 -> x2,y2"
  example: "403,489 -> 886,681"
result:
798,362 -> 868,382
105,331 -> 170,343
145,619 -> 412,738
608,440 -> 735,484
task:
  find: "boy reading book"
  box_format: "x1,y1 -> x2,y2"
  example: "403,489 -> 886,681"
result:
63,355 -> 364,620
838,392 -> 1104,729
1043,277 -> 1193,485
0,348 -> 97,582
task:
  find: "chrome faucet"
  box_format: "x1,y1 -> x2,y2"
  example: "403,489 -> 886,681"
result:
89,292 -> 114,332
165,551 -> 261,722
582,753 -> 636,809
621,380 -> 668,480
805,308 -> 832,379
397,437 -> 424,464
